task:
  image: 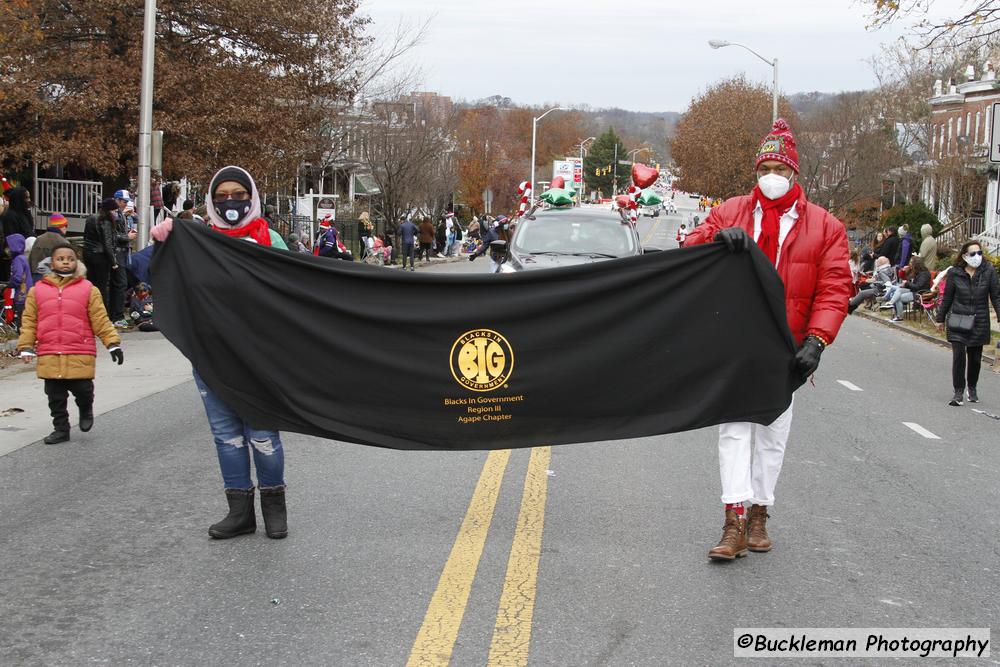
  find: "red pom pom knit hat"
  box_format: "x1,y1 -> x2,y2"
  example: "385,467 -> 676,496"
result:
755,118 -> 799,173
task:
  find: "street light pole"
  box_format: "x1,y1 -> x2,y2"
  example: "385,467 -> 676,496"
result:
137,0 -> 157,248
708,39 -> 778,124
530,106 -> 568,203
577,136 -> 595,206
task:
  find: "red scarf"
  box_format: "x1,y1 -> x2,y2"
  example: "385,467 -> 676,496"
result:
751,183 -> 801,265
211,217 -> 272,246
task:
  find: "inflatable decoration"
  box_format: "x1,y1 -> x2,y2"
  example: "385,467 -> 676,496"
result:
516,181 -> 532,218
638,188 -> 663,207
538,175 -> 575,207
631,163 -> 659,189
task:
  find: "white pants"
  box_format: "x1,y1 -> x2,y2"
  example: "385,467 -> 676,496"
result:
718,398 -> 794,507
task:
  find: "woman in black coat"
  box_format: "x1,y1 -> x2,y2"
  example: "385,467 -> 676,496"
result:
936,241 -> 1000,405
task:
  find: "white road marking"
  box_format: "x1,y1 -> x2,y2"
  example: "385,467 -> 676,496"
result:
837,380 -> 864,392
902,422 -> 941,440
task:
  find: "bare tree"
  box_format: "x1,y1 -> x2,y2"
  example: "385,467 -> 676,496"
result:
356,101 -> 454,230
865,1 -> 1000,52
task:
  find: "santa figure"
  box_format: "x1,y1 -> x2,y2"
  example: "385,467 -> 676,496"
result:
683,119 -> 851,561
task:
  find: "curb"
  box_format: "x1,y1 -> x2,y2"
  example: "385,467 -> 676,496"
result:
853,310 -> 998,364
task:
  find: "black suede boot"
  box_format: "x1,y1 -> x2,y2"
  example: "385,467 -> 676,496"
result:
208,488 -> 256,539
44,430 -> 70,445
79,407 -> 94,432
259,486 -> 288,539
75,381 -> 95,432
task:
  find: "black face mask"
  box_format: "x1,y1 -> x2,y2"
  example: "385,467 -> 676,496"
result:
215,199 -> 252,226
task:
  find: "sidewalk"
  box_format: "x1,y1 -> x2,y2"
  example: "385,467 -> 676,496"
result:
0,331 -> 190,457
853,306 -> 1000,364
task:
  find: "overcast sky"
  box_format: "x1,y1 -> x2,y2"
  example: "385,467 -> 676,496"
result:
360,0 -> 965,112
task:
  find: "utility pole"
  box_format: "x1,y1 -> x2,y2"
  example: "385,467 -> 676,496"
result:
136,0 -> 157,248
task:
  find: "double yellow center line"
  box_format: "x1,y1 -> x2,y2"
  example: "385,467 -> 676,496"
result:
407,446 -> 553,667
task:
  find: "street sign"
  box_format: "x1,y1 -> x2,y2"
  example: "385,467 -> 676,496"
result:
553,158 -> 583,189
991,102 -> 1000,162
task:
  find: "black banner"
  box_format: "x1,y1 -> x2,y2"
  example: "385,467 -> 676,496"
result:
151,221 -> 800,451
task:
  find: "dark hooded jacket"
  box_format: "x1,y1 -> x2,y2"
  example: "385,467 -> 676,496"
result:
1,187 -> 35,239
5,234 -> 32,305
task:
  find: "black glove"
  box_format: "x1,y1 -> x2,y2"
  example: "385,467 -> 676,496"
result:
110,347 -> 124,365
715,227 -> 749,253
792,336 -> 823,380
469,254 -> 477,262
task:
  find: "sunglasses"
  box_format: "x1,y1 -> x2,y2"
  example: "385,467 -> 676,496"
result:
965,250 -> 983,257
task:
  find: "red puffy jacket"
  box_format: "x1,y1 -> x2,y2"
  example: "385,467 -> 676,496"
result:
684,191 -> 852,346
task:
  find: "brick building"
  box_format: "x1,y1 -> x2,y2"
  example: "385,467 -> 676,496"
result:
922,63 -> 1000,250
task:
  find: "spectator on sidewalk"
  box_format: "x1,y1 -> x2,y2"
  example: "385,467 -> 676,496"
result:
16,246 -> 123,445
1,186 -> 35,239
871,231 -> 885,258
898,225 -> 914,268
399,216 -> 419,271
918,223 -> 937,268
848,256 -> 896,314
109,193 -> 137,328
848,248 -> 860,283
5,233 -> 32,327
935,241 -> 1000,406
1,186 -> 35,281
83,199 -> 119,311
418,217 -> 435,262
443,212 -> 456,256
878,226 -> 900,266
28,213 -> 72,282
887,256 -> 931,321
435,219 -> 447,256
150,173 -> 164,223
176,199 -> 205,223
316,218 -> 351,261
150,164 -> 289,540
286,232 -> 308,253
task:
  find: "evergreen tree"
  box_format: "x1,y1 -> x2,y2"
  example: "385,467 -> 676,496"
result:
584,128 -> 628,197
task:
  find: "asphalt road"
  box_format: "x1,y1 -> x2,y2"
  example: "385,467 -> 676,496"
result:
2,201 -> 998,666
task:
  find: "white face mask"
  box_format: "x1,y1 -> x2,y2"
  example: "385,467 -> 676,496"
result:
758,173 -> 792,200
965,253 -> 983,268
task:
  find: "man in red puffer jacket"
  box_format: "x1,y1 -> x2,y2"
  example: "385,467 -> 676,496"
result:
683,118 -> 852,562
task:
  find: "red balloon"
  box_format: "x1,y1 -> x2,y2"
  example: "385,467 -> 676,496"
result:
550,176 -> 565,189
631,163 -> 659,189
615,195 -> 631,209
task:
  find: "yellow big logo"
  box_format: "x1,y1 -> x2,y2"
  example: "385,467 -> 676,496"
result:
450,329 -> 514,392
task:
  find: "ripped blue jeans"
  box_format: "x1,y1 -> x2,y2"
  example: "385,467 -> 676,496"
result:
193,370 -> 285,489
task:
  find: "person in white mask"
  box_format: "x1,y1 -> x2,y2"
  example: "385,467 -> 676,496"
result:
682,119 -> 852,561
935,241 -> 1000,406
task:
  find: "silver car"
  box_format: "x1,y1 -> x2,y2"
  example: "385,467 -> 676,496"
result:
501,207 -> 644,272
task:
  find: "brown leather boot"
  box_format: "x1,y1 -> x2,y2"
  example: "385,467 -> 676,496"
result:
708,509 -> 748,561
746,504 -> 772,552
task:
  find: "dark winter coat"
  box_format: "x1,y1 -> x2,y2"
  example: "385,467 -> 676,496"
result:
878,234 -> 900,265
901,268 -> 931,293
83,213 -> 116,262
0,187 -> 35,238
936,262 -> 1000,346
